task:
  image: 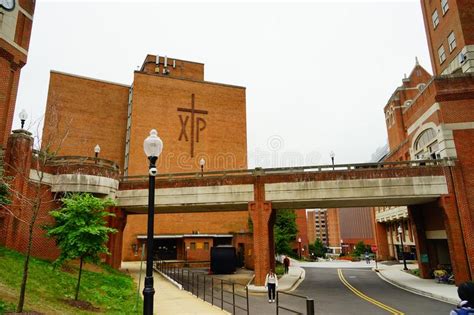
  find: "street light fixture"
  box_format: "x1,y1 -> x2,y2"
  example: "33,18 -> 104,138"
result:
330,151 -> 335,170
94,144 -> 101,158
298,237 -> 302,259
397,225 -> 408,271
19,109 -> 28,129
143,129 -> 163,315
199,158 -> 205,177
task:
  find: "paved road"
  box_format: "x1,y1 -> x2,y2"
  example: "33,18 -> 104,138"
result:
289,267 -> 454,315
162,267 -> 454,315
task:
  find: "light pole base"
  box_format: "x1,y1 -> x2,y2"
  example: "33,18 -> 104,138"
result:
143,276 -> 155,314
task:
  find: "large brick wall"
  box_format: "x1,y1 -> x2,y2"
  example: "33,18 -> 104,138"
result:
127,71 -> 247,175
42,72 -> 130,169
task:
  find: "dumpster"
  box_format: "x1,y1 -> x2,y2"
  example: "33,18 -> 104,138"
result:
210,245 -> 236,274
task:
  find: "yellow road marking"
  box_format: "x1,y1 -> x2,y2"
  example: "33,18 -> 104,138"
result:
337,269 -> 405,315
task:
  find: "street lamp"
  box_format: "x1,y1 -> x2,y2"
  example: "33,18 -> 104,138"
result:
330,151 -> 335,170
199,158 -> 205,177
298,237 -> 302,259
143,129 -> 163,315
19,109 -> 28,129
94,144 -> 101,158
185,245 -> 190,267
397,225 -> 408,270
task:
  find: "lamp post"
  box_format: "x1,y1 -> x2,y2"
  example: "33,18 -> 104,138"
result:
185,245 -> 190,267
19,109 -> 28,129
330,151 -> 335,170
397,225 -> 408,270
199,158 -> 205,177
298,237 -> 302,259
143,129 -> 163,315
94,144 -> 101,159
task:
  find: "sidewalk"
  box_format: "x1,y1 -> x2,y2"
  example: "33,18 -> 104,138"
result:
247,264 -> 305,293
376,262 -> 460,305
121,261 -> 228,315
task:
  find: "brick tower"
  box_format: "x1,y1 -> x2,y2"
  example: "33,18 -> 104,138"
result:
0,1 -> 35,146
420,0 -> 474,75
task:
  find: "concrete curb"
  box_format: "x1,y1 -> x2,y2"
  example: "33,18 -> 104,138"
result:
155,268 -> 183,290
286,267 -> 305,292
375,268 -> 459,305
247,267 -> 305,293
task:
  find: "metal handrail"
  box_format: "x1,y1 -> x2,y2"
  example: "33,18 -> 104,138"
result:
277,291 -> 315,315
30,150 -> 120,170
155,261 -> 249,315
121,158 -> 453,182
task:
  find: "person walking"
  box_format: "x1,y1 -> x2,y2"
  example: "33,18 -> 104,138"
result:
365,251 -> 370,264
265,269 -> 278,303
283,256 -> 290,274
450,281 -> 474,315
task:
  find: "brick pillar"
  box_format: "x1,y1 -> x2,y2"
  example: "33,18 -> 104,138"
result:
106,207 -> 127,269
374,221 -> 390,261
0,61 -> 23,146
3,130 -> 33,249
439,195 -> 472,284
249,173 -> 275,286
443,165 -> 474,281
249,201 -> 274,286
408,205 -> 431,279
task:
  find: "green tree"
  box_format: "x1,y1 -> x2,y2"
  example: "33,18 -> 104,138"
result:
352,241 -> 369,257
313,238 -> 326,258
0,181 -> 10,206
45,193 -> 117,301
274,209 -> 298,256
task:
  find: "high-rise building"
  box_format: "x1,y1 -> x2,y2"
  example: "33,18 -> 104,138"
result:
313,209 -> 328,245
374,0 -> 474,282
420,0 -> 474,75
0,1 -> 36,145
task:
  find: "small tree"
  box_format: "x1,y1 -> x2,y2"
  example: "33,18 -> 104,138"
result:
45,193 -> 117,301
313,238 -> 326,258
352,241 -> 369,257
274,209 -> 298,256
0,181 -> 10,206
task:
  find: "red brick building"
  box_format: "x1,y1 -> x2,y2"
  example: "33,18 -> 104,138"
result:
326,207 -> 376,256
0,0 -> 35,146
40,54 -> 253,265
374,0 -> 474,281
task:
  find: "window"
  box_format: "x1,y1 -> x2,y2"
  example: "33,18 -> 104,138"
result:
190,242 -> 196,250
417,83 -> 426,92
432,10 -> 439,28
441,0 -> 449,15
448,32 -> 456,52
414,128 -> 439,159
204,242 -> 209,250
415,128 -> 437,151
438,45 -> 446,64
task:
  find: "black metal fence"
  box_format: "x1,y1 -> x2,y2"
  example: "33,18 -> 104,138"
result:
155,261 -> 250,315
276,291 -> 315,315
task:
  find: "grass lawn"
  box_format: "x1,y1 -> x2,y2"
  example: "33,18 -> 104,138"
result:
0,246 -> 142,314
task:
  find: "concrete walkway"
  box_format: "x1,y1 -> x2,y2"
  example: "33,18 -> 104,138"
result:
376,262 -> 460,305
121,261 -> 228,315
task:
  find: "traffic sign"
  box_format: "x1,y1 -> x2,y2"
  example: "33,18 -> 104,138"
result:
371,245 -> 378,252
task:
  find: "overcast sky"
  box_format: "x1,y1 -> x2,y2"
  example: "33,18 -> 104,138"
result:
14,0 -> 431,168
